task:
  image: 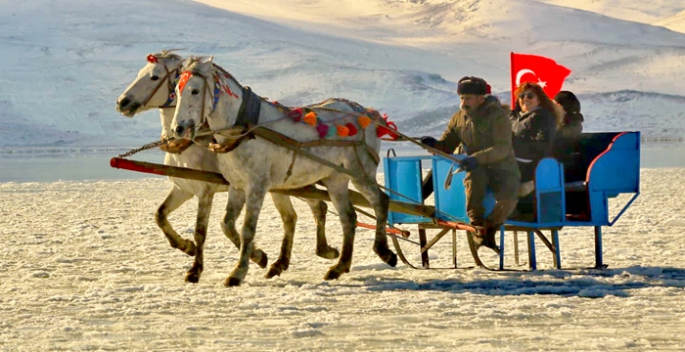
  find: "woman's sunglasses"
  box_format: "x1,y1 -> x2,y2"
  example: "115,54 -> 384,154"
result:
518,92 -> 536,100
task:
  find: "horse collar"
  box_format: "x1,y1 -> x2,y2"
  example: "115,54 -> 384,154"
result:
235,86 -> 261,128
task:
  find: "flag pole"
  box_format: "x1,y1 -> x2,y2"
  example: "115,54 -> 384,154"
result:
510,52 -> 515,110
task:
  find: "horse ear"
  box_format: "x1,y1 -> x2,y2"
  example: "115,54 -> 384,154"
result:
204,55 -> 214,64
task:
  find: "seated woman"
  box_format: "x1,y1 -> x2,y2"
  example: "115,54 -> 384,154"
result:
552,90 -> 586,180
510,82 -> 564,198
554,91 -> 584,139
553,90 -> 584,156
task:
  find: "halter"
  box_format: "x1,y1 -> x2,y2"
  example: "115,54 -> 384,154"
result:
177,70 -> 221,127
177,67 -> 250,130
138,54 -> 180,109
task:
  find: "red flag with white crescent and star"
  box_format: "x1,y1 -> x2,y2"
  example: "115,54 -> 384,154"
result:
510,52 -> 571,108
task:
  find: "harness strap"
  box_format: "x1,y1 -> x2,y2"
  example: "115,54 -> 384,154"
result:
160,137 -> 193,154
283,152 -> 297,183
248,126 -> 363,179
208,131 -> 255,153
141,68 -> 172,109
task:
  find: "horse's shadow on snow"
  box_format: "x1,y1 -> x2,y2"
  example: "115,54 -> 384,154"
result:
348,265 -> 685,298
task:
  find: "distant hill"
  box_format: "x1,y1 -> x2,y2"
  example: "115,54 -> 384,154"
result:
0,0 -> 682,147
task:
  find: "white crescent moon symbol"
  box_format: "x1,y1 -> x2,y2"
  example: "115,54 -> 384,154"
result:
516,69 -> 536,86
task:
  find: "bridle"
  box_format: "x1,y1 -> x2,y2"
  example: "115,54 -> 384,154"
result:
138,54 -> 180,109
175,65 -> 262,144
176,68 -> 232,136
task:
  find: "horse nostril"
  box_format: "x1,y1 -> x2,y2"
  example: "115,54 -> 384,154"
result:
119,97 -> 131,107
174,126 -> 185,135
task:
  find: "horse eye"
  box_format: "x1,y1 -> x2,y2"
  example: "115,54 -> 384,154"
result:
191,89 -> 200,95
151,75 -> 160,81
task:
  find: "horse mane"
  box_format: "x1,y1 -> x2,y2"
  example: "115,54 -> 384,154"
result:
180,56 -> 278,107
181,56 -> 205,72
212,64 -> 242,88
155,49 -> 183,61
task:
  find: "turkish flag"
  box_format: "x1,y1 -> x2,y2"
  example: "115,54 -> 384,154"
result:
510,52 -> 571,107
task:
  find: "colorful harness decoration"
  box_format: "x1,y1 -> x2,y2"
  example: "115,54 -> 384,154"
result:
178,67 -> 400,141
284,101 -> 399,140
178,71 -> 192,95
161,72 -> 179,107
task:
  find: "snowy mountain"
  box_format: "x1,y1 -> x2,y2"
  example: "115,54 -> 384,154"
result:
0,0 -> 683,147
656,10 -> 685,34
536,0 -> 685,25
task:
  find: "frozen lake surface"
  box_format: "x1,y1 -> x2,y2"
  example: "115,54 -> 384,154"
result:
0,168 -> 684,351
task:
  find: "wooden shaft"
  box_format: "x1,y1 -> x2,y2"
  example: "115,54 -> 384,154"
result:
110,157 -> 435,218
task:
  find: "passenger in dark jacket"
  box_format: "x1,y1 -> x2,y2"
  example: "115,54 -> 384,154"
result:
553,91 -> 584,163
510,82 -> 564,192
554,90 -> 584,141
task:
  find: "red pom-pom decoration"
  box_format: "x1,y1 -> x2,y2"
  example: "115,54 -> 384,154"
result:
288,108 -> 303,122
376,114 -> 399,140
147,54 -> 159,63
345,123 -> 358,136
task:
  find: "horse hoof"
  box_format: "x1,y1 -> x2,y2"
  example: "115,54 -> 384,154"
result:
486,244 -> 501,256
185,271 -> 200,283
224,277 -> 242,287
317,246 -> 340,260
265,266 -> 282,279
386,253 -> 398,267
324,270 -> 341,281
374,247 -> 397,267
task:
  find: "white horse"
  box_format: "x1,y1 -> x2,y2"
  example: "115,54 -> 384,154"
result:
171,56 -> 397,286
115,51 -> 338,283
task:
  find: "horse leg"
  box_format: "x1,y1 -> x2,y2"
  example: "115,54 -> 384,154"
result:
303,198 -> 339,259
220,187 -> 268,268
185,191 -> 214,283
225,185 -> 268,287
265,194 -> 297,279
155,186 -> 196,256
321,175 -> 356,280
351,178 -> 397,267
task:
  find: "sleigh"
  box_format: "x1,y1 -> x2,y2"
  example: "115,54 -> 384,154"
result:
382,131 -> 640,270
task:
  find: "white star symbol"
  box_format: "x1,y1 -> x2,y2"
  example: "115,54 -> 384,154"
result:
537,78 -> 547,88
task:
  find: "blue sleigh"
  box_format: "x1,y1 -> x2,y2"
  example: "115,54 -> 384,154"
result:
383,132 -> 640,270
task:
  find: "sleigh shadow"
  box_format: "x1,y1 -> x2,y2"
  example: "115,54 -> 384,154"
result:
356,265 -> 685,298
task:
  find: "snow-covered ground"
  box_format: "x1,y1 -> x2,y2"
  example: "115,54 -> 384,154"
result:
1,170 -> 684,350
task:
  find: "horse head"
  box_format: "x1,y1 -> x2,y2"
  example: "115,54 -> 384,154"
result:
116,50 -> 184,117
172,56 -> 244,140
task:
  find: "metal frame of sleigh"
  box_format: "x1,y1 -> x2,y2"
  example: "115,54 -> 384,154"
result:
383,131 -> 641,271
